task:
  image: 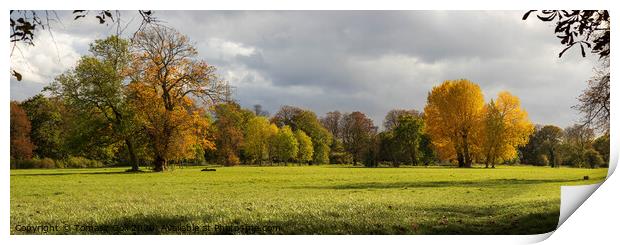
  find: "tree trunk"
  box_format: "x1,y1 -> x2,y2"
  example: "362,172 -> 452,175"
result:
462,135 -> 472,168
457,150 -> 464,168
484,151 -> 490,168
411,144 -> 418,166
154,155 -> 166,172
125,139 -> 140,171
549,148 -> 556,168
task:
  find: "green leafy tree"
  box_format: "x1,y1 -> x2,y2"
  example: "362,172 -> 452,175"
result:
272,106 -> 332,164
47,36 -> 142,171
295,129 -> 314,163
244,116 -> 278,164
519,125 -> 544,165
383,109 -> 422,131
20,95 -> 69,159
592,134 -> 610,165
418,134 -> 436,165
329,140 -> 353,165
393,114 -> 425,165
271,125 -> 298,163
364,134 -> 380,168
537,125 -> 564,167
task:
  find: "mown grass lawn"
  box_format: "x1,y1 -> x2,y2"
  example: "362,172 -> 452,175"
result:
10,165 -> 607,235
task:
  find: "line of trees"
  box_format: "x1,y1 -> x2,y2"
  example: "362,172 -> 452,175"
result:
520,124 -> 609,168
209,103 -> 317,166
9,28 -> 609,170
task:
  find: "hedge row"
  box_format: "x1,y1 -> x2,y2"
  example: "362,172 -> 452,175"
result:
11,156 -> 104,169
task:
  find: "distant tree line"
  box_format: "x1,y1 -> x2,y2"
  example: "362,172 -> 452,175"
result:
9,27 -> 609,170
519,124 -> 609,168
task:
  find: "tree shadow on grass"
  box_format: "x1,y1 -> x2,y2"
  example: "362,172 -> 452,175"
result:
72,214 -> 213,235
417,207 -> 559,235
14,201 -> 560,235
64,207 -> 557,235
294,177 -> 605,190
10,170 -> 153,177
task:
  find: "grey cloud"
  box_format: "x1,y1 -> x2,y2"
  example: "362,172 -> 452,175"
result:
10,10 -> 598,128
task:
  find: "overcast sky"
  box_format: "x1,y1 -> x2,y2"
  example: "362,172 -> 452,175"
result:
10,11 -> 599,129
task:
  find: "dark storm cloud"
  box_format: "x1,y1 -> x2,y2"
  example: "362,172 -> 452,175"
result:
10,10 -> 597,128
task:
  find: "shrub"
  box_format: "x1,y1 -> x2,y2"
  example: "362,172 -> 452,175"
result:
39,158 -> 56,168
11,156 -> 105,169
536,154 -> 549,166
11,157 -> 55,169
224,154 -> 240,166
330,151 -> 353,165
54,160 -> 65,169
61,156 -> 104,168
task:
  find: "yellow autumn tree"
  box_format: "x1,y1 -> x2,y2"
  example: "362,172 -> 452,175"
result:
128,82 -> 215,169
481,91 -> 534,168
423,79 -> 484,167
128,26 -> 227,171
244,116 -> 279,164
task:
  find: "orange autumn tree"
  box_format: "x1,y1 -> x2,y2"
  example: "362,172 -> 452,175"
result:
481,92 -> 534,168
423,79 -> 484,168
10,101 -> 35,160
129,26 -> 227,171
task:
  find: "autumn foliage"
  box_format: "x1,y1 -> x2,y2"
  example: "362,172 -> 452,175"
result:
10,102 -> 35,160
481,92 -> 534,168
424,79 -> 485,167
129,26 -> 227,171
424,79 -> 534,168
10,26 -> 603,170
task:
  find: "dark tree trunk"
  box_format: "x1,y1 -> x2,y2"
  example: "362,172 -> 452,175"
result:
125,139 -> 140,171
462,135 -> 472,168
154,155 -> 166,172
549,148 -> 556,168
457,150 -> 464,168
410,145 -> 418,166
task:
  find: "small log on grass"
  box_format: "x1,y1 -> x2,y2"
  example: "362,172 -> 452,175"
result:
201,168 -> 217,172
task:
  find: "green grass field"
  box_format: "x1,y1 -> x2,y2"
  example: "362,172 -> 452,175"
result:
10,165 -> 607,235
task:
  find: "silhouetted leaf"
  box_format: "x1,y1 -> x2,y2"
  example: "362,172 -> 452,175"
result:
12,70 -> 22,81
558,46 -> 571,58
522,10 -> 536,20
580,43 -> 586,57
